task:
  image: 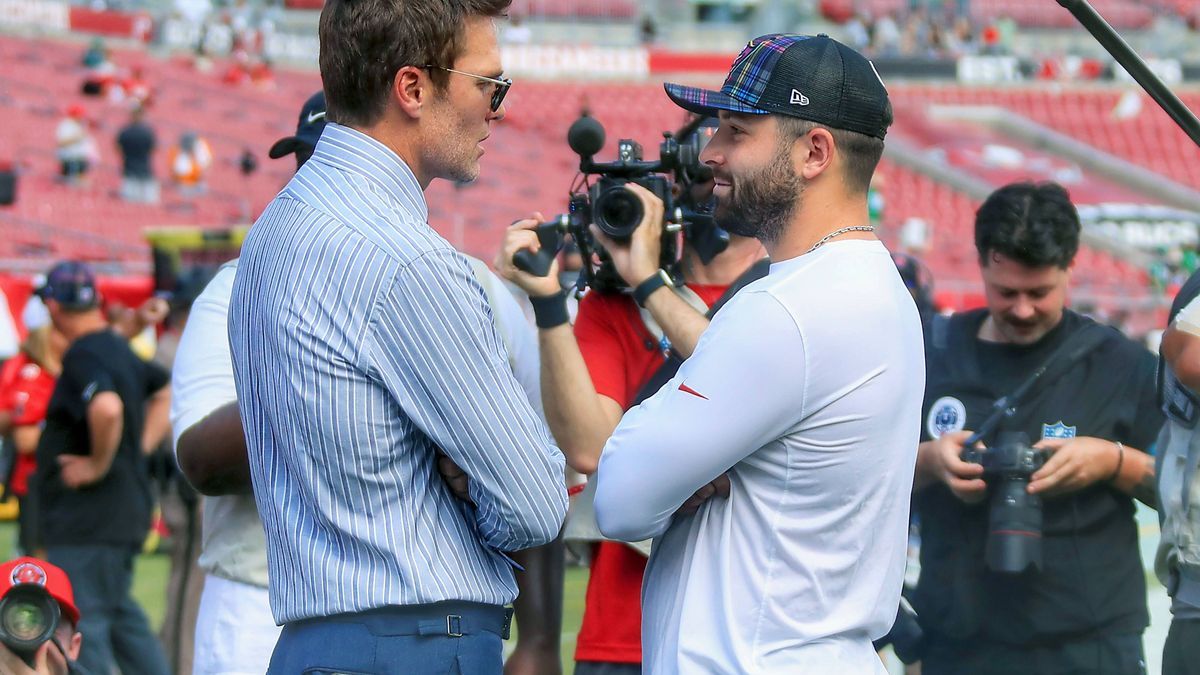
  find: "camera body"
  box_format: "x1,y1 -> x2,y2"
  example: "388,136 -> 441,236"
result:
961,431 -> 1048,574
513,115 -> 727,293
0,582 -> 60,665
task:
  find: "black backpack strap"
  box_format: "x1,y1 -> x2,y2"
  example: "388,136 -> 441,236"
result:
630,258 -> 771,407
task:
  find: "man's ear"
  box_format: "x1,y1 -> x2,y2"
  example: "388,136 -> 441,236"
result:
798,127 -> 835,181
394,65 -> 428,120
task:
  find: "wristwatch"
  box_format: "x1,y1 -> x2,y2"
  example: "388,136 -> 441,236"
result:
634,269 -> 674,307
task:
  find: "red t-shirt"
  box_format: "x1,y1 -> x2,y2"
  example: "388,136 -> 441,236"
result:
0,354 -> 55,497
572,283 -> 727,665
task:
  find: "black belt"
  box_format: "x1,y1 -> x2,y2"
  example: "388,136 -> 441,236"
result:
295,601 -> 513,639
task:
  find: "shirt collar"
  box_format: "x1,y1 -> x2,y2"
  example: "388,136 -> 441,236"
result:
311,123 -> 429,221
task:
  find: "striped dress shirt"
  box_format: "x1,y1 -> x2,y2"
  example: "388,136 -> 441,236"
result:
228,123 -> 567,624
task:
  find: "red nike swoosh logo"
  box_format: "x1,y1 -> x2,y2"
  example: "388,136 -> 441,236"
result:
678,383 -> 708,400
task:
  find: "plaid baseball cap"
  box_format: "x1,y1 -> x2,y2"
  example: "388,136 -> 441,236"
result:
269,91 -> 327,159
35,261 -> 98,310
0,557 -> 81,626
665,34 -> 891,140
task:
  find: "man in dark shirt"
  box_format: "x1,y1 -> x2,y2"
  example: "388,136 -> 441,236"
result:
911,182 -> 1161,675
32,261 -> 171,675
116,106 -> 157,204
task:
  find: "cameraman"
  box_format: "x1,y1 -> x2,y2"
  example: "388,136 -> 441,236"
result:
913,181 -> 1162,675
0,557 -> 84,675
495,181 -> 765,673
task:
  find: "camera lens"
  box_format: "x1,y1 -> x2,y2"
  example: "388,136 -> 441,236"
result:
594,187 -> 643,240
2,600 -> 47,641
0,585 -> 59,654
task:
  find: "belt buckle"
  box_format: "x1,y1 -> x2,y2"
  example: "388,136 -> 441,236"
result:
447,614 -> 463,638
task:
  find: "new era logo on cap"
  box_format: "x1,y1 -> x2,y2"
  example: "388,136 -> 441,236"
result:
663,33 -> 891,140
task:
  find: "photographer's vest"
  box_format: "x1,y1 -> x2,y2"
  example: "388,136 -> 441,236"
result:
1155,269 -> 1200,613
914,309 -> 1149,646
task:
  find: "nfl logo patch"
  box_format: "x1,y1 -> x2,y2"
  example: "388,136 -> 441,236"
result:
1041,421 -> 1077,440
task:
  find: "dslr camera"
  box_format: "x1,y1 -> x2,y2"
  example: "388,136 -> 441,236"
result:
514,114 -> 729,293
0,579 -> 61,666
961,431 -> 1048,574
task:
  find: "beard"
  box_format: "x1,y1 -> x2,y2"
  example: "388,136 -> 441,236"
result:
712,141 -> 804,245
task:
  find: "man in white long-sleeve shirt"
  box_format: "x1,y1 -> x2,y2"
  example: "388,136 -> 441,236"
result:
593,34 -> 925,674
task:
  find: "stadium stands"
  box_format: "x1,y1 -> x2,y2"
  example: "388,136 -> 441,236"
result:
819,0 -> 1153,29
0,34 -> 1172,323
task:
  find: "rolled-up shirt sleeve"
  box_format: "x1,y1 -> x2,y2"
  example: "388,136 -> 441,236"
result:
367,249 -> 567,551
594,291 -> 807,541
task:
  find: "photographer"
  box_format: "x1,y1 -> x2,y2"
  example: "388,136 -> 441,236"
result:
0,557 -> 84,675
495,167 -> 765,672
912,181 -> 1162,675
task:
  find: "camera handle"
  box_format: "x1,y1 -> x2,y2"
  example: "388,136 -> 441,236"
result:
512,218 -> 566,277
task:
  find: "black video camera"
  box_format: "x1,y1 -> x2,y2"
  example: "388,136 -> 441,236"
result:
0,582 -> 61,666
514,114 -> 729,294
961,431 -> 1048,574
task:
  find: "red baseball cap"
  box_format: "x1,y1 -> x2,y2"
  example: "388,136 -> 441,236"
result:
0,557 -> 80,626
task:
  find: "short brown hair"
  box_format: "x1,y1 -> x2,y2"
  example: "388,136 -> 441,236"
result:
775,108 -> 889,194
319,0 -> 511,128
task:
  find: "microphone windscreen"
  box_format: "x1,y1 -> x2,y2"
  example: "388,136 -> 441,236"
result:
568,116 -> 605,158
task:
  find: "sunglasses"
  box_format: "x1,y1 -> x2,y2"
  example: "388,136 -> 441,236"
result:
426,66 -> 512,113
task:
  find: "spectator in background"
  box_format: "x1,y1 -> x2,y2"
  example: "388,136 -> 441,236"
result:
169,132 -> 213,198
119,66 -> 153,108
0,556 -> 84,675
81,38 -> 107,69
844,12 -> 871,52
873,12 -> 902,55
80,41 -> 117,97
0,324 -> 66,556
638,15 -> 658,45
117,106 -> 159,204
503,13 -> 532,44
31,261 -> 172,675
55,106 -> 93,186
944,16 -> 978,56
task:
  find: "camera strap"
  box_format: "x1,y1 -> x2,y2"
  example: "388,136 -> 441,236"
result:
965,320 -> 1113,445
631,258 -> 771,407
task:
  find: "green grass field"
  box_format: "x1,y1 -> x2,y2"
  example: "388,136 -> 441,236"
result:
0,521 -> 592,673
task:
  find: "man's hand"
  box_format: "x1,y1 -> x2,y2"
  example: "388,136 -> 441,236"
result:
494,213 -> 562,299
437,454 -> 472,504
0,640 -> 54,675
504,644 -> 561,675
57,454 -> 102,489
589,183 -> 665,287
921,430 -> 986,503
137,297 -> 169,327
675,473 -> 731,517
1028,436 -> 1119,497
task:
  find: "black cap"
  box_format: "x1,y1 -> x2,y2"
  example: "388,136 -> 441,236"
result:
36,261 -> 99,310
268,91 -> 327,159
664,34 -> 891,140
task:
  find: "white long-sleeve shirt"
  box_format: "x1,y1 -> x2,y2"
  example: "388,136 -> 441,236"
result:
594,240 -> 925,674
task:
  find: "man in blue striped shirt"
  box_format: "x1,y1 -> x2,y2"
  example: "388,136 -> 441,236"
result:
226,0 -> 567,671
